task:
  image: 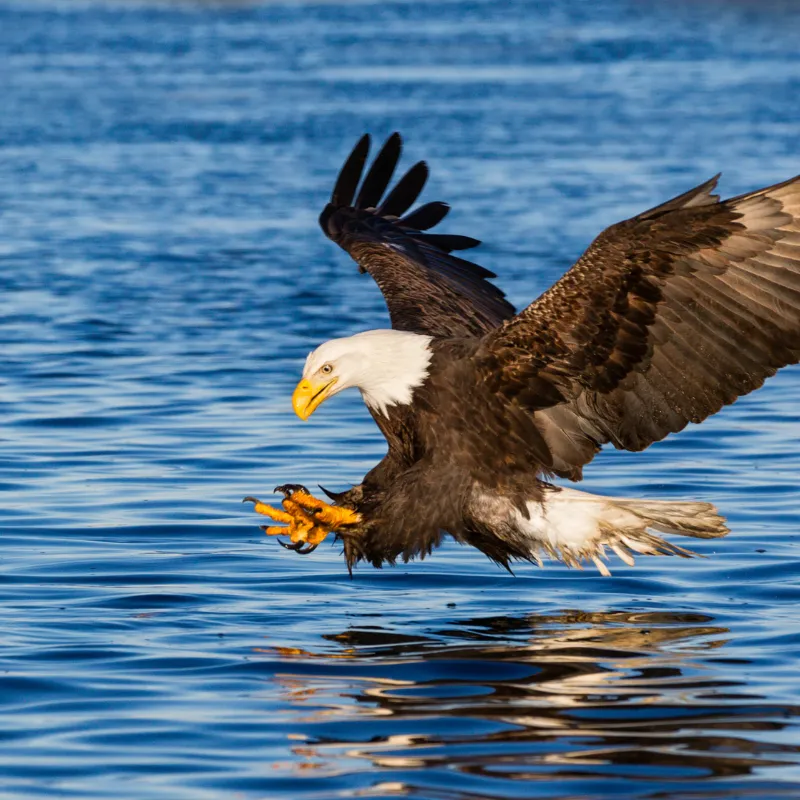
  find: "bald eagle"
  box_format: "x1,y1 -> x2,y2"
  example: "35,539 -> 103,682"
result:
246,133 -> 800,575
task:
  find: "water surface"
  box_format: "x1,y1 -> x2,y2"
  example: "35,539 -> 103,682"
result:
1,1 -> 799,797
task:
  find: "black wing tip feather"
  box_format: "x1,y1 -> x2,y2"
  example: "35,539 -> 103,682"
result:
400,201 -> 450,231
320,132 -> 482,253
416,233 -> 482,253
330,133 -> 371,208
355,133 -> 403,210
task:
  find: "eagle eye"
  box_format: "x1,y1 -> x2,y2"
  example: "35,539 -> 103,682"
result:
321,363 -> 333,375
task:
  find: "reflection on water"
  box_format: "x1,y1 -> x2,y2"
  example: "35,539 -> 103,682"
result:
267,611 -> 800,796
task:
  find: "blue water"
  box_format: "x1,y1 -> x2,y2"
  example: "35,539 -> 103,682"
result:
1,1 -> 800,797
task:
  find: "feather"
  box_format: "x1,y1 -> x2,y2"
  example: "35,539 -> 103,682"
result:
355,132 -> 401,210
480,172 -> 800,477
415,233 -> 481,252
400,201 -> 450,231
331,134 -> 370,208
319,134 -> 514,337
378,161 -> 429,218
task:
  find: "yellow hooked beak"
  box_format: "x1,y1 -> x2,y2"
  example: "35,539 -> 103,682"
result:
292,377 -> 337,421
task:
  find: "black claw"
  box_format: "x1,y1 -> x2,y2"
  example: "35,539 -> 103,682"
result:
274,483 -> 309,498
295,543 -> 319,555
278,538 -> 304,551
319,485 -> 343,502
243,496 -> 260,505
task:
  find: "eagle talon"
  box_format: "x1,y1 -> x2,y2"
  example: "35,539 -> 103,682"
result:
278,538 -> 304,551
247,485 -> 361,557
274,483 -> 309,498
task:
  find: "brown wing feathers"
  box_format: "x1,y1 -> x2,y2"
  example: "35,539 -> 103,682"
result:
482,174 -> 800,479
321,134 -> 799,481
320,133 -> 515,338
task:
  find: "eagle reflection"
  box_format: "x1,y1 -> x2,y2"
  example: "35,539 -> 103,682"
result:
264,611 -> 800,789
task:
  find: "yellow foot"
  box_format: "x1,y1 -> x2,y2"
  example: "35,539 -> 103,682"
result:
275,484 -> 361,529
243,484 -> 361,555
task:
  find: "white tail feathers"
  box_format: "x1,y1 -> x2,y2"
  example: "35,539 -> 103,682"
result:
612,497 -> 729,540
591,497 -> 729,576
484,487 -> 729,577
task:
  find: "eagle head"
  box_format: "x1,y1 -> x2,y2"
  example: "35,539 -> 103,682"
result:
292,329 -> 433,420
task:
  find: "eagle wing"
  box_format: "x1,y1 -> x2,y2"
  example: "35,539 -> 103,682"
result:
478,174 -> 800,479
319,134 -> 515,338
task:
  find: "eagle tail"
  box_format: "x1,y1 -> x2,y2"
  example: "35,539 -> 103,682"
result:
551,490 -> 729,576
611,497 -> 729,540
477,487 -> 729,576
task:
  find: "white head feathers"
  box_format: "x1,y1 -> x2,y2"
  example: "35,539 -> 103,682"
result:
303,329 -> 433,415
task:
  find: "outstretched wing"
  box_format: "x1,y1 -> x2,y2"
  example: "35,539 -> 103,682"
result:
319,133 -> 515,338
478,173 -> 800,479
